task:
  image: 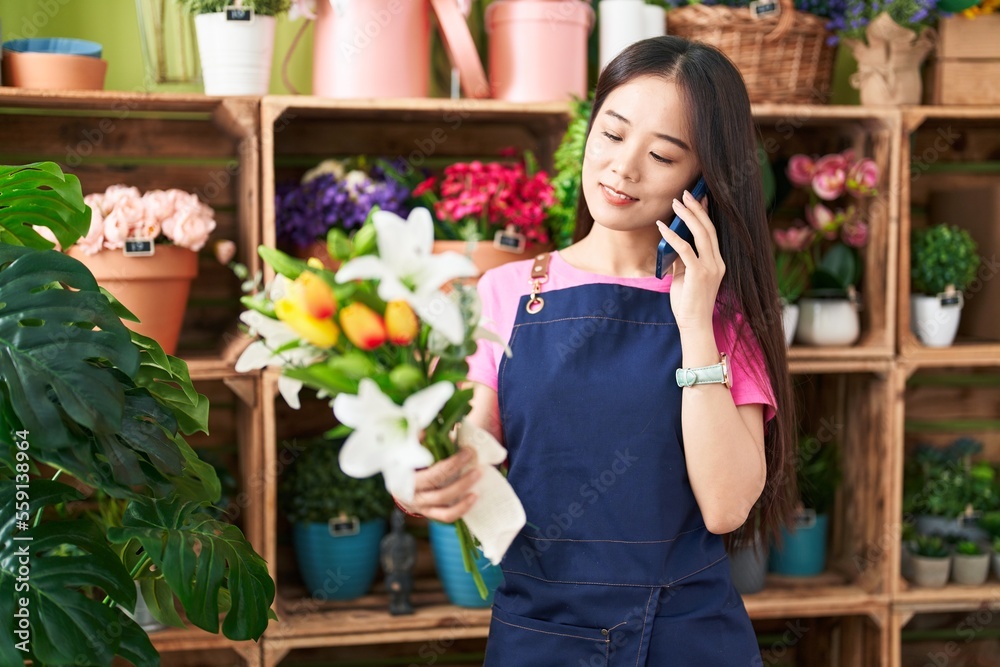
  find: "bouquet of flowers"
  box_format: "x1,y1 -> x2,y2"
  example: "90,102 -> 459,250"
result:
772,150 -> 879,301
37,184 -> 216,254
275,158 -> 410,250
411,152 -> 556,246
236,206 -> 526,597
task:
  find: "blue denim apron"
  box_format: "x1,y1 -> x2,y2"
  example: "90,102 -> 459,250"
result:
483,279 -> 762,667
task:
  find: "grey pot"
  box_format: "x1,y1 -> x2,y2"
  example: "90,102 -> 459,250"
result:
909,554 -> 951,588
952,552 -> 990,586
729,538 -> 769,595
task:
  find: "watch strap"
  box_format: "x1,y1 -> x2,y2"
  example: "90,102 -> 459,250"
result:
676,353 -> 730,388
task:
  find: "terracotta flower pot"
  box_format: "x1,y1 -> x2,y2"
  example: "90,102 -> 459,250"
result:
68,245 -> 198,355
432,240 -> 553,277
1,50 -> 107,90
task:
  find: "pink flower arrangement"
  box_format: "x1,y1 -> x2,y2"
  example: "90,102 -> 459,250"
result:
414,158 -> 556,245
772,150 -> 881,302
58,185 -> 217,256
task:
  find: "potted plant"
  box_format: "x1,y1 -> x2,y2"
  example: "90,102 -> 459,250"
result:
429,519 -> 505,608
42,184 -> 217,355
0,162 -> 274,666
951,539 -> 991,585
907,534 -> 952,588
177,0 -> 291,95
769,436 -> 841,576
275,158 -> 411,269
280,436 -> 394,600
910,223 -> 981,347
409,151 -> 557,275
903,439 -> 995,541
776,151 -> 877,346
837,3 -> 937,105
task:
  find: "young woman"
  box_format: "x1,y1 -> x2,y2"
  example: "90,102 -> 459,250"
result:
396,36 -> 796,665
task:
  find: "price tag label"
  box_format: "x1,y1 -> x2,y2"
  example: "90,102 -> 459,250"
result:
328,515 -> 360,537
749,0 -> 780,19
493,226 -> 526,254
225,5 -> 254,22
123,238 -> 155,257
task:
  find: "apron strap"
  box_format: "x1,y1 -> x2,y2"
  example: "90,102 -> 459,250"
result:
525,252 -> 551,314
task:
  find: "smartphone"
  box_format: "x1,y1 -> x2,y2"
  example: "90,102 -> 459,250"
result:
656,177 -> 709,279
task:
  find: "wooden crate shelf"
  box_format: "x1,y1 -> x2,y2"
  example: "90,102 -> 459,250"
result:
141,624 -> 262,667
891,605 -> 1000,667
754,105 -> 900,363
0,88 -> 260,367
899,107 -> 1000,364
755,611 -> 890,666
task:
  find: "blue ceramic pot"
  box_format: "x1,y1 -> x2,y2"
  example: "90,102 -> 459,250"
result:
293,519 -> 385,600
3,38 -> 102,58
769,511 -> 829,576
429,521 -> 504,608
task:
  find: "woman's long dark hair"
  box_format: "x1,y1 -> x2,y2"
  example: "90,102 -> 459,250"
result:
574,36 -> 796,548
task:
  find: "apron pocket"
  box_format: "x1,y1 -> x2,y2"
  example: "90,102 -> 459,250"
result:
485,604 -> 610,667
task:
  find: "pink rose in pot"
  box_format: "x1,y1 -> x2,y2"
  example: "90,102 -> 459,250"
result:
811,154 -> 848,201
163,203 -> 216,252
76,194 -> 107,255
142,190 -> 176,223
100,185 -> 142,216
786,155 -> 815,188
103,192 -> 146,249
846,158 -> 878,197
773,225 -> 815,252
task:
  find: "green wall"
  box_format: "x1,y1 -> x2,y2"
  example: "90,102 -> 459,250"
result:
0,0 -> 856,102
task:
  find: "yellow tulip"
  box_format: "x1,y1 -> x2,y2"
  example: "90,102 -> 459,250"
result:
286,270 -> 336,320
339,302 -> 387,351
275,298 -> 340,348
385,300 -> 418,345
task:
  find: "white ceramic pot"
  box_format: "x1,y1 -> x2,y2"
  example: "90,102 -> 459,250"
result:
194,13 -> 276,96
781,302 -> 799,347
794,297 -> 860,346
910,293 -> 963,347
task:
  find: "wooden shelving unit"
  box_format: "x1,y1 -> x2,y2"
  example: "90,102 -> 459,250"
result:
8,86 -> 1000,665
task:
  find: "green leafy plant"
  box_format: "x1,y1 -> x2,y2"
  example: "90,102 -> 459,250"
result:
903,439 -> 999,519
177,0 -> 291,15
797,436 -> 841,515
280,437 -> 394,524
911,224 -> 980,296
547,96 -> 592,250
911,534 -> 950,559
955,539 -> 984,556
0,163 -> 275,666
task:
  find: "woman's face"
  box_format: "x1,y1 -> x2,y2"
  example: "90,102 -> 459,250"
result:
581,75 -> 702,234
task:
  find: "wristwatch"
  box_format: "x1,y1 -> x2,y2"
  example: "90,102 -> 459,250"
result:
675,353 -> 731,389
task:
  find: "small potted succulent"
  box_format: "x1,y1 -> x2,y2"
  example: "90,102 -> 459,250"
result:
904,439 -> 995,541
910,223 -> 981,347
907,534 -> 952,588
951,539 -> 991,585
177,0 -> 291,95
280,437 -> 395,601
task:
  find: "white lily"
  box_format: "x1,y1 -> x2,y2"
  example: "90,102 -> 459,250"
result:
235,308 -> 321,409
333,378 -> 454,502
334,208 -> 477,345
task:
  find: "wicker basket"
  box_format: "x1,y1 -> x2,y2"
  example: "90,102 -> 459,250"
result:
667,0 -> 836,104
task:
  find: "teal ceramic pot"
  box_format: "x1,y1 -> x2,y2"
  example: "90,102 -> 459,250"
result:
429,521 -> 504,607
293,519 -> 386,600
769,511 -> 829,576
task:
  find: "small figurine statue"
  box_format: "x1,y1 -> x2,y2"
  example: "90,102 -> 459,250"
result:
380,507 -> 416,615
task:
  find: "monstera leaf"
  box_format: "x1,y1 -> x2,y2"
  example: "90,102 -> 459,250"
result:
0,163 -> 90,250
108,496 -> 275,640
0,480 -> 157,667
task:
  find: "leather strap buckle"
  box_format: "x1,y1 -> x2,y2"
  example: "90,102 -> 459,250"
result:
526,252 -> 551,314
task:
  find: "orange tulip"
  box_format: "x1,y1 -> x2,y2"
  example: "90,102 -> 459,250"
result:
339,302 -> 387,350
385,300 -> 418,345
274,298 -> 340,349
286,270 -> 336,320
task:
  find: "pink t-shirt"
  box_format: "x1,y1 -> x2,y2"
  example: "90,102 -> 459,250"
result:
467,251 -> 777,423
